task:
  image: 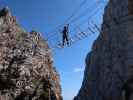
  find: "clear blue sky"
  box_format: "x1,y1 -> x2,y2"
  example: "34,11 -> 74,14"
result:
0,0 -> 108,100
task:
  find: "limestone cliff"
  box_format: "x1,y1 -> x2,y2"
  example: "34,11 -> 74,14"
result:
74,0 -> 133,100
0,7 -> 62,100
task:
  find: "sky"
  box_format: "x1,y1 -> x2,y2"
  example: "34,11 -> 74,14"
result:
0,0 -> 108,100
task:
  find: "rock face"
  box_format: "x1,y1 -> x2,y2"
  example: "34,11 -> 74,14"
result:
74,0 -> 133,100
0,7 -> 62,100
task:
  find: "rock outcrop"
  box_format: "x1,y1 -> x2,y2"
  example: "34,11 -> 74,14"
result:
0,7 -> 62,100
74,0 -> 133,100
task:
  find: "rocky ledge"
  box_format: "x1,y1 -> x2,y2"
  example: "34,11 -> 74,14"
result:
0,7 -> 62,100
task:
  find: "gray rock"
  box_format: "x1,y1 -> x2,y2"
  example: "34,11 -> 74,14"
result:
75,0 -> 133,100
0,7 -> 62,100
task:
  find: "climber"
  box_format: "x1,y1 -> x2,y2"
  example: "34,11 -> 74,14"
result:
62,24 -> 69,46
30,30 -> 40,56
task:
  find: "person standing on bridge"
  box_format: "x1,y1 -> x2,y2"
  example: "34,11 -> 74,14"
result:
62,24 -> 69,46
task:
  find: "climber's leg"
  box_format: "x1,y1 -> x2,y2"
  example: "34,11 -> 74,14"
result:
62,35 -> 65,46
65,35 -> 69,46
